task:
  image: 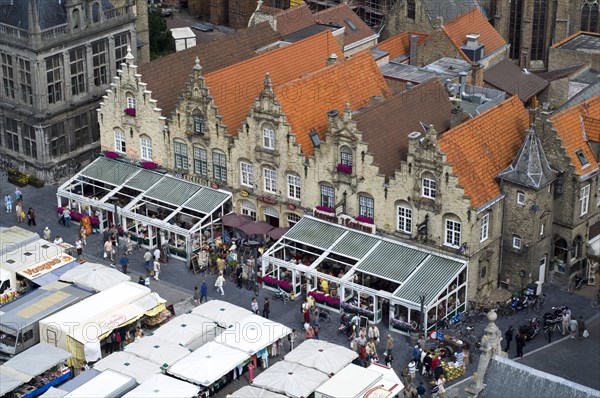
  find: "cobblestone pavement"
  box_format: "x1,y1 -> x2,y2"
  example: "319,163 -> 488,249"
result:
1,175 -> 599,396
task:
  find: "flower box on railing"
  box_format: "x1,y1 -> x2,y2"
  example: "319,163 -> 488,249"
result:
342,302 -> 374,320
140,161 -> 159,170
308,290 -> 340,308
261,275 -> 293,292
103,151 -> 120,159
313,207 -> 337,223
124,108 -> 136,117
355,215 -> 374,224
391,318 -> 415,333
336,163 -> 352,174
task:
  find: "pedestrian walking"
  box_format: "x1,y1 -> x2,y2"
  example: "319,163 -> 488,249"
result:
504,325 -> 513,352
63,208 -> 71,227
15,202 -> 23,223
288,329 -> 296,352
4,194 -> 13,213
251,297 -> 259,314
561,310 -> 571,336
14,187 -> 22,202
79,225 -> 87,245
236,263 -> 243,289
515,331 -> 525,358
153,246 -> 161,262
385,352 -> 394,367
193,286 -> 201,305
120,253 -> 129,274
408,359 -> 417,382
385,334 -> 394,356
263,297 -> 270,319
577,316 -> 586,339
27,207 -> 36,226
368,323 -> 380,346
417,381 -> 426,398
423,351 -> 432,376
215,272 -> 225,296
75,238 -> 83,261
413,344 -> 422,364
432,354 -> 442,380
125,233 -> 132,254
436,376 -> 447,398
43,226 -> 51,240
153,259 -> 161,280
569,317 -> 578,339
200,280 -> 208,303
104,239 -> 113,261
143,250 -> 153,273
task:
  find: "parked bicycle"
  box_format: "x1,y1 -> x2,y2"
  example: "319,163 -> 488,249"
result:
245,267 -> 260,296
528,293 -> 546,314
273,285 -> 290,304
568,273 -> 589,294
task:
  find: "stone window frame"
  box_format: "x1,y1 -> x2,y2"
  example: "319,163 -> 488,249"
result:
287,212 -> 301,227
126,92 -> 135,109
480,212 -> 489,242
581,0 -> 599,32
340,146 -> 353,167
320,184 -> 335,208
46,54 -> 63,104
263,167 -> 278,194
71,8 -> 81,30
212,150 -> 227,183
91,2 -> 101,23
140,135 -> 152,161
358,194 -> 375,219
421,172 -> 437,200
17,58 -> 32,105
193,145 -> 208,176
174,140 -> 189,170
444,214 -> 462,248
114,129 -> 126,153
1,53 -> 15,99
114,32 -> 129,70
192,109 -> 204,134
396,202 -> 412,234
240,160 -> 254,187
512,235 -> 522,250
262,126 -> 275,150
22,123 -> 37,159
516,190 -> 525,205
407,0 -> 416,20
70,47 -> 86,96
580,184 -> 590,216
287,173 -> 301,200
4,117 -> 19,153
92,40 -> 108,86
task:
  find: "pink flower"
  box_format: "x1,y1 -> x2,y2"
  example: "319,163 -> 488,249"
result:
336,163 -> 352,174
355,215 -> 374,224
315,206 -> 334,213
140,161 -> 159,170
124,108 -> 136,117
104,151 -> 120,159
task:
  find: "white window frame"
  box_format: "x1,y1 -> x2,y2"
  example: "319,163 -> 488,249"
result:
287,174 -> 301,200
114,130 -> 126,153
359,195 -> 374,219
445,219 -> 461,248
517,191 -> 525,205
241,200 -> 256,221
287,213 -> 301,227
480,213 -> 489,242
140,137 -> 152,160
174,141 -> 188,170
240,161 -> 254,187
513,235 -> 522,250
194,114 -> 204,134
126,95 -> 135,109
422,178 -> 436,199
580,184 -> 590,216
320,185 -> 335,208
397,206 -> 412,233
263,128 -> 275,150
340,147 -> 353,166
264,168 -> 277,193
193,146 -> 208,176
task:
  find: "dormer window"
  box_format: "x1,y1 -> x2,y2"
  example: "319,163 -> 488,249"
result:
126,94 -> 135,109
340,147 -> 353,167
421,173 -> 436,199
72,9 -> 80,29
194,113 -> 204,134
575,149 -> 589,168
263,127 -> 275,149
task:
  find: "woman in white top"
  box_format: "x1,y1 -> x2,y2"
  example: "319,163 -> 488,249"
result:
53,236 -> 63,245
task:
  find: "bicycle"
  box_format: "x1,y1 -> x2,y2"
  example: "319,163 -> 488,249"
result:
592,290 -> 600,309
531,294 -> 546,314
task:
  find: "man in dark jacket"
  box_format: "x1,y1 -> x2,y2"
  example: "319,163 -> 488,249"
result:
515,331 -> 525,358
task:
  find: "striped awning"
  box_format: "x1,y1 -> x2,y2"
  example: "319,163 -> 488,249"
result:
356,241 -> 428,282
80,157 -> 139,186
284,217 -> 346,249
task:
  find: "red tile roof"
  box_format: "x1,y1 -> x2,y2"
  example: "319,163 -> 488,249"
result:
549,95 -> 600,175
204,30 -> 344,136
274,3 -> 315,36
376,32 -> 429,60
276,50 -> 390,157
583,114 -> 600,142
438,96 -> 530,208
442,8 -> 507,63
355,79 -> 453,177
313,5 -> 377,49
139,22 -> 281,117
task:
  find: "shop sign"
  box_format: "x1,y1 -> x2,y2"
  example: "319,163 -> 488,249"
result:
18,255 -> 76,279
240,190 -> 250,197
257,195 -> 277,205
210,182 -> 219,189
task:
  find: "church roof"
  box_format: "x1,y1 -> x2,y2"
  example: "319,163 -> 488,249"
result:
497,125 -> 559,189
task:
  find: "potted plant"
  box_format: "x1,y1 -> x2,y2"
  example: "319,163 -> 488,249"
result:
124,108 -> 136,117
140,161 -> 159,170
7,168 -> 28,187
336,163 -> 352,174
28,175 -> 45,188
103,151 -> 120,159
355,215 -> 374,224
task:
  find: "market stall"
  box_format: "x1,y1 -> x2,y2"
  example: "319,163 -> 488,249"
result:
93,352 -> 162,384
63,369 -> 138,398
151,313 -> 217,350
228,386 -> 287,398
59,262 -> 131,292
214,314 -> 291,356
124,335 -> 192,368
251,361 -> 329,398
0,343 -> 72,398
190,299 -> 252,329
57,157 -> 232,264
45,369 -> 101,395
122,374 -> 199,398
283,339 -> 357,375
167,341 -> 250,387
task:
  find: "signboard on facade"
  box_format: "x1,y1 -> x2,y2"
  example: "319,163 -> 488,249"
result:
17,254 -> 76,280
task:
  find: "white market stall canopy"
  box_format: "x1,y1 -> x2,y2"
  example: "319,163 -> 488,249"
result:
214,314 -> 292,356
229,386 -> 288,398
0,368 -> 30,396
315,363 -> 382,398
63,369 -> 138,398
251,361 -> 329,398
265,216 -> 469,307
190,299 -> 253,328
367,363 -> 405,395
57,157 -> 232,235
283,339 -> 358,375
124,335 -> 192,368
151,313 -> 217,350
167,341 -> 250,386
122,374 -> 199,398
0,226 -> 39,256
93,352 -> 162,384
60,262 -> 131,291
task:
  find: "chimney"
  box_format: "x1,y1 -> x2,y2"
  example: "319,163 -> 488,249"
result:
326,53 -> 338,66
459,72 -> 467,100
469,62 -> 484,87
450,105 -> 463,128
409,35 -> 418,66
461,33 -> 485,62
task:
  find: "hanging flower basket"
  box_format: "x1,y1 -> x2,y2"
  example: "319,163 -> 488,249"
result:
140,161 -> 159,170
336,163 -> 352,174
124,108 -> 136,117
104,151 -> 120,159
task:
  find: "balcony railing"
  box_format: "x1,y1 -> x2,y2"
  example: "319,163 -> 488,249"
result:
0,24 -> 29,41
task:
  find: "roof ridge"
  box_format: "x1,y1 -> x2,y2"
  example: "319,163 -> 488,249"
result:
550,94 -> 600,120
442,7 -> 479,29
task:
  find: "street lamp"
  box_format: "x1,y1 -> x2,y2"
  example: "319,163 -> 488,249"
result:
417,291 -> 427,338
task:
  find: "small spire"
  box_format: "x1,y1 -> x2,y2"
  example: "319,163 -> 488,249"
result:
260,72 -> 274,99
193,56 -> 202,71
125,46 -> 134,63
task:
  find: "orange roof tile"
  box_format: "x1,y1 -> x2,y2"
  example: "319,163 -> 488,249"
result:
377,32 -> 428,60
549,96 -> 600,175
275,50 -> 390,158
204,31 -> 343,135
313,5 -> 377,49
438,96 -> 529,208
274,3 -> 315,37
442,8 -> 507,64
583,114 -> 600,142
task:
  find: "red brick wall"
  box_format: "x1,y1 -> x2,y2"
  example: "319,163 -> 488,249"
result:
189,0 -> 210,17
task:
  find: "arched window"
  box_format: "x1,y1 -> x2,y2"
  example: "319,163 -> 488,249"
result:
140,136 -> 152,160
240,199 -> 256,220
212,150 -> 227,182
174,140 -> 188,170
340,146 -> 353,166
581,1 -> 599,32
444,214 -> 462,248
91,2 -> 100,23
509,0 -> 523,59
72,9 -> 80,29
421,171 -> 436,199
193,110 -> 204,134
407,0 -> 416,20
396,201 -> 412,233
114,129 -> 126,153
531,0 -> 547,61
126,92 -> 135,109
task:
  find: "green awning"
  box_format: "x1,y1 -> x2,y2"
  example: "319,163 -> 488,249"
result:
145,176 -> 201,206
80,157 -> 139,186
331,230 -> 379,259
356,241 -> 427,282
124,169 -> 164,191
184,188 -> 230,214
284,217 -> 346,249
